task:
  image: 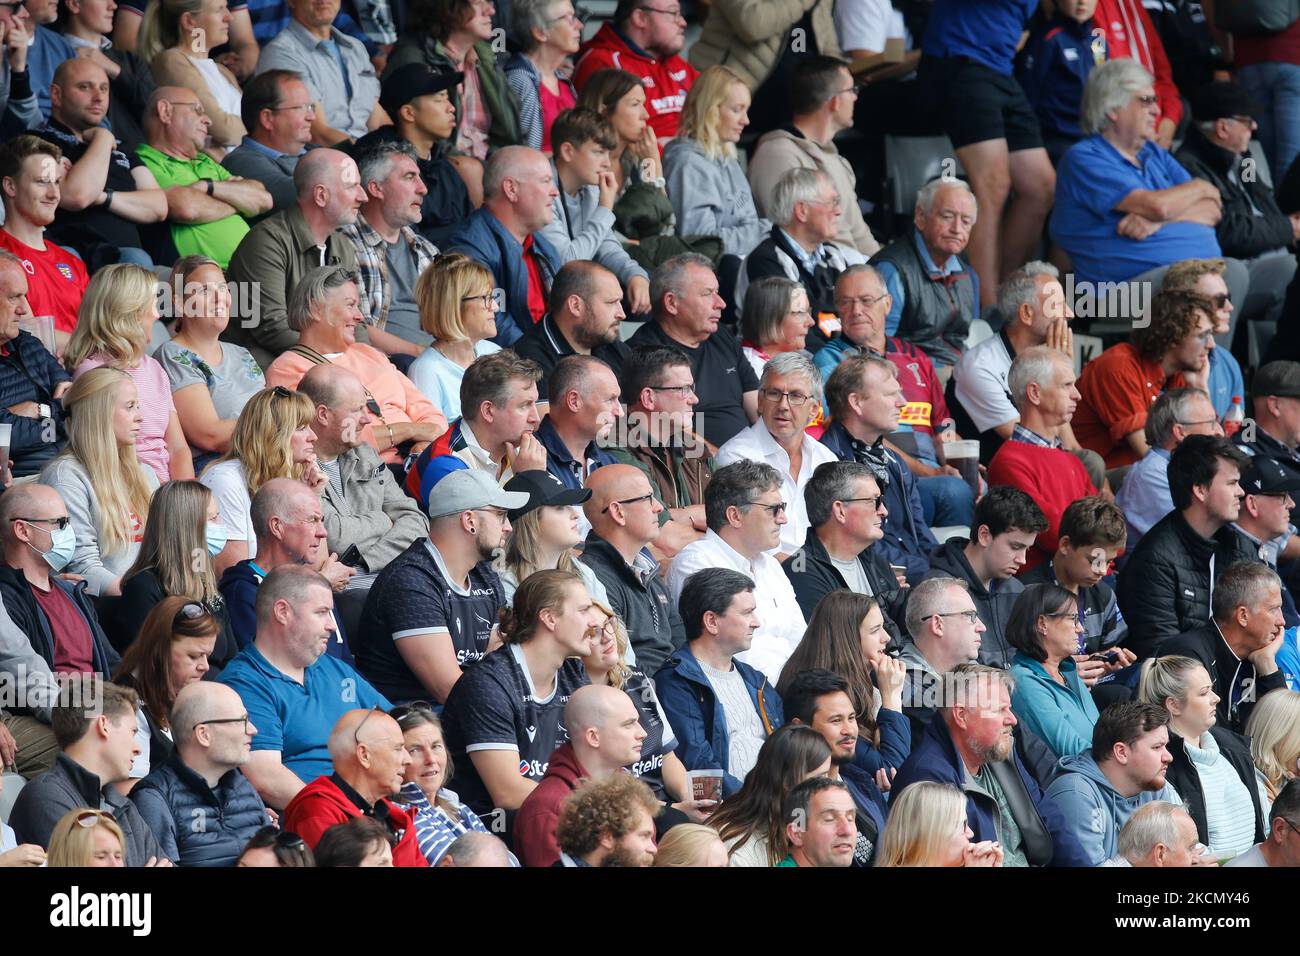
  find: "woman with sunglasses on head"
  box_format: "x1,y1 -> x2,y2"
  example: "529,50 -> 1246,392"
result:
390,702 -> 520,866
64,263 -> 195,484
1007,583 -> 1101,761
113,596 -> 221,791
110,481 -> 236,666
39,367 -> 160,597
407,254 -> 502,423
778,591 -> 910,778
580,603 -> 716,823
498,469 -> 609,610
45,809 -> 127,867
155,255 -> 266,474
200,387 -> 338,583
236,826 -> 316,866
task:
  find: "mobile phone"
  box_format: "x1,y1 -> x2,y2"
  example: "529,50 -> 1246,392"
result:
338,544 -> 367,570
1089,651 -> 1120,664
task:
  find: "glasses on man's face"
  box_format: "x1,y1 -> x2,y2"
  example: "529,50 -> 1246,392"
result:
1134,94 -> 1159,107
169,100 -> 208,116
650,383 -> 696,395
747,500 -> 787,518
835,293 -> 888,312
474,507 -> 509,522
929,609 -> 981,625
12,515 -> 70,531
759,387 -> 813,408
804,196 -> 842,210
196,714 -> 252,734
1228,114 -> 1258,130
268,103 -> 315,114
840,495 -> 885,512
600,492 -> 655,514
1176,418 -> 1219,428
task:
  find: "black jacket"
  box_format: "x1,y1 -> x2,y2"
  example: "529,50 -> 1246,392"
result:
1176,125 -> 1294,259
1161,622 -> 1287,735
1164,726 -> 1266,849
580,533 -> 684,676
110,568 -> 238,671
780,527 -> 908,639
9,753 -> 164,866
0,565 -> 118,677
0,331 -> 70,477
924,538 -> 1025,670
1114,510 -> 1238,660
114,671 -> 175,774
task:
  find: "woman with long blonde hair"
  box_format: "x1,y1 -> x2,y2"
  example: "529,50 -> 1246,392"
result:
40,368 -> 159,596
876,781 -> 1003,867
138,0 -> 245,155
65,263 -> 194,484
407,253 -> 502,421
200,386 -> 322,576
663,65 -> 771,258
112,481 -> 236,668
653,823 -> 730,867
45,809 -> 127,867
499,470 -> 607,607
1246,689 -> 1300,813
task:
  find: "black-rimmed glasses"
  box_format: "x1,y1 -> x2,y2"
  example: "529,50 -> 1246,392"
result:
840,495 -> 885,512
600,492 -> 655,514
928,610 -> 981,625
11,515 -> 70,530
195,714 -> 251,734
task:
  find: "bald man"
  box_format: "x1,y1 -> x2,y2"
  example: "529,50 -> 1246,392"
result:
136,86 -> 273,268
129,683 -> 271,866
35,58 -> 166,271
445,145 -> 563,346
280,707 -> 428,866
513,685 -> 648,867
437,831 -> 514,867
225,146 -> 368,368
581,465 -> 683,674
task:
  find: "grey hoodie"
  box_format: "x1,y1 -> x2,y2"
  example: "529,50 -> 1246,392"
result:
540,161 -> 649,289
663,138 -> 772,258
1044,751 -> 1181,867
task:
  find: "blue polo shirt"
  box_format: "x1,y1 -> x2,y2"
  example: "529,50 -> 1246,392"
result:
1051,136 -> 1221,285
922,0 -> 1038,75
219,643 -> 391,782
534,415 -> 617,491
1206,346 -> 1245,421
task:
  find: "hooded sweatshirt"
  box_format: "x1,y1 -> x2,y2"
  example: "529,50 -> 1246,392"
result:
1043,751 -> 1179,866
924,538 -> 1024,670
512,742 -> 591,868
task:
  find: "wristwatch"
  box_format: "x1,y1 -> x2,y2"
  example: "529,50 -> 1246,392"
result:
204,179 -> 215,196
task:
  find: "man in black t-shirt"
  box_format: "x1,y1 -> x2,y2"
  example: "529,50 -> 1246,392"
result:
629,253 -> 759,448
34,58 -> 167,270
355,468 -> 526,707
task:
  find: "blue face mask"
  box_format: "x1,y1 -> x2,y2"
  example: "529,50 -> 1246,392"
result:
205,522 -> 228,557
32,522 -> 76,573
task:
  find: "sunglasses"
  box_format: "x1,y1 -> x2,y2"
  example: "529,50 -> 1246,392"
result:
75,810 -> 110,829
174,601 -> 207,626
353,705 -> 385,744
390,701 -> 436,726
12,515 -> 71,530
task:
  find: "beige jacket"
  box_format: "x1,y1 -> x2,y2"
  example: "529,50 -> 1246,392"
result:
150,49 -> 246,154
747,127 -> 880,257
688,0 -> 841,91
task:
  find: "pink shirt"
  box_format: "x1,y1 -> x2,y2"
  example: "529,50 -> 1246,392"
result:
75,353 -> 176,484
539,80 -> 575,153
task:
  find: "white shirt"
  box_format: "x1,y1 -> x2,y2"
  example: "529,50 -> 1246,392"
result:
835,0 -> 912,53
953,331 -> 1016,434
667,529 -> 807,683
715,419 -> 840,556
200,459 -> 255,559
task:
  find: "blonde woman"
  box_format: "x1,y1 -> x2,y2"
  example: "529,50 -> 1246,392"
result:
407,253 -> 502,421
138,0 -> 245,156
1139,656 -> 1265,859
663,65 -> 771,258
200,386 -> 323,576
1246,689 -> 1300,815
155,256 -> 266,472
876,781 -> 1003,867
65,264 -> 194,484
498,469 -> 608,607
653,823 -> 730,867
45,809 -> 127,867
113,482 -> 236,668
40,368 -> 160,597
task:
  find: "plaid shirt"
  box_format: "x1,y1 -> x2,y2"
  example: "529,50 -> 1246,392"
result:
342,216 -> 438,329
1010,423 -> 1064,449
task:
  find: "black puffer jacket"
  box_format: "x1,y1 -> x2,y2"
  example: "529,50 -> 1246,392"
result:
924,538 -> 1025,670
1115,511 -> 1237,660
1164,726 -> 1265,849
1175,125 -> 1294,259
781,529 -> 908,640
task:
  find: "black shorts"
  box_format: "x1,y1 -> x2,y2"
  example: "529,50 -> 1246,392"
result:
918,55 -> 1044,153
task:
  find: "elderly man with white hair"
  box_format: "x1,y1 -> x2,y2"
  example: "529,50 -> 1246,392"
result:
869,177 -> 979,370
1050,59 -> 1249,316
1113,801 -> 1204,867
129,683 -> 271,867
716,352 -> 839,558
738,167 -> 861,346
445,145 -> 563,346
987,345 -> 1096,572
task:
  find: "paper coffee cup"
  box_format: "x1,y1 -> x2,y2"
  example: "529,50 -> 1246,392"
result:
686,769 -> 724,804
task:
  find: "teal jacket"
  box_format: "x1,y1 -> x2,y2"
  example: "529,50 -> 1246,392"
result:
1009,652 -> 1099,760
